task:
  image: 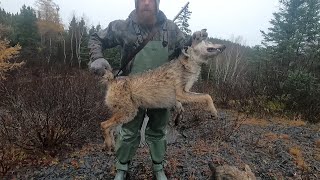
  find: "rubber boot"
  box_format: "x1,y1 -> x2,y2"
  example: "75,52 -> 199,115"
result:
153,163 -> 167,180
114,170 -> 127,180
114,161 -> 128,180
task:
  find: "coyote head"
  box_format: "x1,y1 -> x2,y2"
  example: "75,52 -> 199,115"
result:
183,29 -> 226,63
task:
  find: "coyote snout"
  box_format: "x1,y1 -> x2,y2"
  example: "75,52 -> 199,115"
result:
101,29 -> 225,152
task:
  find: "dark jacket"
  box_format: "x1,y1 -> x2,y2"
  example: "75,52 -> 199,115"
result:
88,10 -> 186,75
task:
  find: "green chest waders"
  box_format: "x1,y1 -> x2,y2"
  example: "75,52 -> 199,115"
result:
115,40 -> 170,170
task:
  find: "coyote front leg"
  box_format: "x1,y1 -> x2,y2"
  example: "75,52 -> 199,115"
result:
176,90 -> 218,117
174,101 -> 185,126
175,101 -> 184,114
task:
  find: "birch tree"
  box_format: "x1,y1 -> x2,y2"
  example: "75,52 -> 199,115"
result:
35,0 -> 64,63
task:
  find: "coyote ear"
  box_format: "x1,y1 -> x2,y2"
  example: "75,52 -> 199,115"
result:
182,47 -> 190,58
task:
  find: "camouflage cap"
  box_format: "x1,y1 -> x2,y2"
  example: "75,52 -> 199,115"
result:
135,0 -> 160,12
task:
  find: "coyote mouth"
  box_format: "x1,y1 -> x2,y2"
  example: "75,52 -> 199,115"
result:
207,47 -> 221,52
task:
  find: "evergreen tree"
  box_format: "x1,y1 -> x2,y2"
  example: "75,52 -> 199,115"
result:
176,4 -> 192,36
303,0 -> 320,73
88,25 -> 96,36
96,24 -> 101,32
0,7 -> 14,25
77,17 -> 89,67
68,15 -> 77,65
0,7 -> 17,42
260,0 -> 320,122
261,0 -> 320,72
15,5 -> 40,48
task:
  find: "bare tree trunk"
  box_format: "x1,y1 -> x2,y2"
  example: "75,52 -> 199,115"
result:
75,31 -> 79,68
223,47 -> 232,82
231,45 -> 243,82
40,34 -> 43,46
215,56 -> 221,86
70,29 -> 74,66
47,37 -> 52,63
63,37 -> 66,64
207,58 -> 214,80
76,28 -> 84,68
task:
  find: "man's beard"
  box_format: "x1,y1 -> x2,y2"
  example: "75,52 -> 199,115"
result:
137,9 -> 157,26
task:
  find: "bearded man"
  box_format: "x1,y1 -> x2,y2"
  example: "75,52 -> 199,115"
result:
88,0 -> 186,179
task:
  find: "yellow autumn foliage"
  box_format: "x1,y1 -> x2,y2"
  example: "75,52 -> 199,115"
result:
36,0 -> 64,39
0,39 -> 24,80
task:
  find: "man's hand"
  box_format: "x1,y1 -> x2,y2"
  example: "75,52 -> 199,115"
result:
89,58 -> 112,76
193,29 -> 208,41
200,29 -> 208,38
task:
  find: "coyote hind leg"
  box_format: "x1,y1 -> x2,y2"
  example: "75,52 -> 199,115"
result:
176,90 -> 218,118
101,110 -> 137,153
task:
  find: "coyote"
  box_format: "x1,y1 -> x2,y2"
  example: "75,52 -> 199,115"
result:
209,163 -> 256,180
101,29 -> 226,152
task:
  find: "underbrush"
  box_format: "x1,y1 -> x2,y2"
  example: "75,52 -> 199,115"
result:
195,81 -> 319,123
0,64 -> 108,177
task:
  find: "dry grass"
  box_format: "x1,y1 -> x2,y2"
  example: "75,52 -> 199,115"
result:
242,116 -> 306,128
256,132 -> 290,148
192,140 -> 216,156
242,118 -> 269,127
315,139 -> 320,148
315,140 -> 320,161
279,134 -> 290,140
273,117 -> 306,127
289,146 -> 309,171
0,146 -> 27,176
289,147 -> 301,157
70,143 -> 104,158
167,157 -> 180,173
263,132 -> 290,141
264,132 -> 279,141
315,150 -> 320,161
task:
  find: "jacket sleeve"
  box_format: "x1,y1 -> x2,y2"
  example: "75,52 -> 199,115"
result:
88,20 -> 124,62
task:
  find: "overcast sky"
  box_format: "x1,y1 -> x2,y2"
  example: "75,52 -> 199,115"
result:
1,0 -> 280,46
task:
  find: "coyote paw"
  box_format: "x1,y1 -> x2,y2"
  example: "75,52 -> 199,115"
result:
104,144 -> 114,155
175,101 -> 184,114
106,150 -> 113,156
210,110 -> 218,119
174,113 -> 183,126
210,114 -> 218,119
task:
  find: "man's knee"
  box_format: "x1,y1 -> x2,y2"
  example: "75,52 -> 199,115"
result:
118,125 -> 141,142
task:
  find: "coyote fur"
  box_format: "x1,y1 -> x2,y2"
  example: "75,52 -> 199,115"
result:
101,29 -> 226,152
209,163 -> 256,180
